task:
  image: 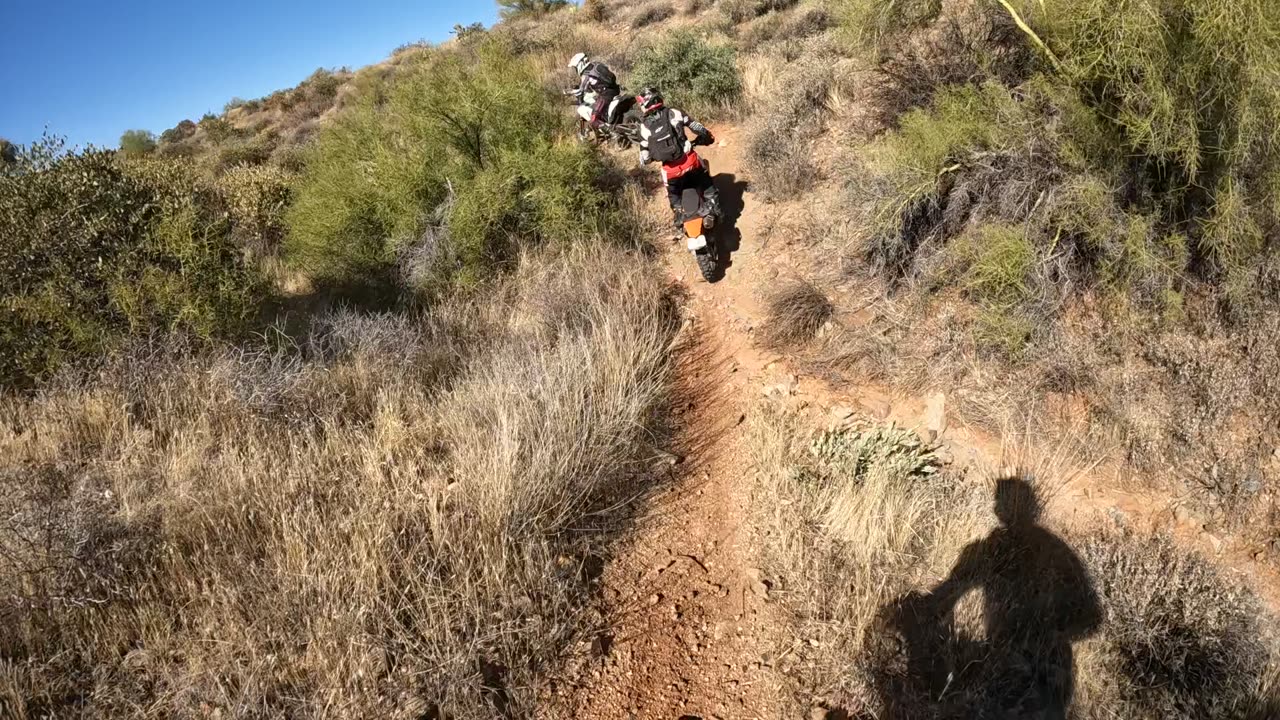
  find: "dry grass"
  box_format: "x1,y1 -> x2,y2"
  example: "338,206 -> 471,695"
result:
761,279 -> 833,349
630,0 -> 675,28
0,243 -> 677,718
750,409 -> 1279,718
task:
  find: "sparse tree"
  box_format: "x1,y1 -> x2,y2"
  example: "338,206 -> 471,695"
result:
119,129 -> 157,156
0,138 -> 16,165
496,0 -> 569,19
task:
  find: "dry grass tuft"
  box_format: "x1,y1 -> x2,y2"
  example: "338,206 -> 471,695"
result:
0,243 -> 677,718
761,279 -> 833,349
631,0 -> 675,28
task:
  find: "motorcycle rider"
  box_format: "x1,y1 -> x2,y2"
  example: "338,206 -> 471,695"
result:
636,87 -> 719,230
567,52 -> 622,129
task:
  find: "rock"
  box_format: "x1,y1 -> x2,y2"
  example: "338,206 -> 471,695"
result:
1241,475 -> 1263,494
1173,505 -> 1192,523
858,397 -> 891,419
924,392 -> 947,440
1205,533 -> 1223,554
811,708 -> 829,720
648,593 -> 662,606
750,580 -> 770,598
830,405 -> 856,420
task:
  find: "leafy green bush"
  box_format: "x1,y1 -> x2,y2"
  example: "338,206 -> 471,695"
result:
286,40 -> 576,291
118,129 -> 157,155
216,164 -> 292,256
0,139 -> 266,387
448,142 -> 610,285
632,31 -> 742,117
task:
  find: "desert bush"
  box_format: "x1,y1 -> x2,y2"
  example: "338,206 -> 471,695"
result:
722,0 -> 799,24
762,279 -> 833,348
118,129 -> 156,156
0,243 -> 676,718
216,164 -> 293,256
1077,529 -> 1273,719
198,113 -> 238,143
215,136 -> 275,171
583,0 -> 608,21
286,40 -> 568,290
632,31 -> 741,117
0,139 -> 267,387
744,57 -> 833,199
631,1 -> 674,28
498,0 -> 570,19
158,119 -> 197,145
447,142 -> 612,285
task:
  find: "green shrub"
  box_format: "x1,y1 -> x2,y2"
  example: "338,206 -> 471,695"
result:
286,41 -> 566,290
0,139 -> 266,387
0,138 -> 15,165
216,164 -> 293,256
199,114 -> 238,144
497,0 -> 569,18
632,31 -> 741,117
448,143 -> 611,285
118,129 -> 157,156
216,136 -> 275,171
159,119 -> 197,145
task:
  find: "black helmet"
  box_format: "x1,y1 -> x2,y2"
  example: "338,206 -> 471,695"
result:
637,87 -> 665,115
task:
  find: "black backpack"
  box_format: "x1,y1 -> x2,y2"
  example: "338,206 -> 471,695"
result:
585,63 -> 618,93
644,109 -> 684,164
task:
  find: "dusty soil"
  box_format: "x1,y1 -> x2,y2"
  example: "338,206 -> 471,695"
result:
545,127 -> 1280,717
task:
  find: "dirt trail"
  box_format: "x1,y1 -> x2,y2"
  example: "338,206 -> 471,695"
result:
545,132 -> 791,719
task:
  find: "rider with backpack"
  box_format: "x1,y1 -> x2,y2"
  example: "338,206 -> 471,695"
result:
636,87 -> 719,229
567,52 -> 622,129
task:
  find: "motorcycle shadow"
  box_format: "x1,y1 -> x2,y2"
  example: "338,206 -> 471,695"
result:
711,173 -> 748,277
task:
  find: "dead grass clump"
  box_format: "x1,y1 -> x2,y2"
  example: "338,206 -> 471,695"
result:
582,0 -> 608,21
744,57 -> 835,199
1076,529 -> 1274,719
630,1 -> 674,28
722,0 -> 799,24
0,243 -> 677,718
762,279 -> 833,349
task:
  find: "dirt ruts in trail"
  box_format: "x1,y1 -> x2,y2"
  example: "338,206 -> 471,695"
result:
542,132 -> 789,719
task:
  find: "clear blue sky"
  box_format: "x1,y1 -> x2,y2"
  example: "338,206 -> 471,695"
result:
0,1 -> 500,149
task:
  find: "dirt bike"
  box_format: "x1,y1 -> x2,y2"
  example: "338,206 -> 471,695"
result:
677,157 -> 723,283
565,89 -> 641,149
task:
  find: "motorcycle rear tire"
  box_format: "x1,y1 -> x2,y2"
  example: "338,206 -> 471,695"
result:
695,250 -> 718,283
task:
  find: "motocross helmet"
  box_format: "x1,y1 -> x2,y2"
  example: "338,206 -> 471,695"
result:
567,52 -> 590,76
637,87 -> 665,115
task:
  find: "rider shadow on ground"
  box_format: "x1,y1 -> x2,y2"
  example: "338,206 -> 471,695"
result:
868,477 -> 1102,720
710,173 -> 748,280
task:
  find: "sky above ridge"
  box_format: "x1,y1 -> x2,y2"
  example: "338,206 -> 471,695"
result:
0,0 -> 499,149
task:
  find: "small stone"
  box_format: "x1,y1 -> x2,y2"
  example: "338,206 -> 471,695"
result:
808,638 -> 820,648
810,708 -> 829,720
1173,505 -> 1192,523
1205,533 -> 1223,554
924,392 -> 948,440
648,593 -> 662,606
831,405 -> 855,420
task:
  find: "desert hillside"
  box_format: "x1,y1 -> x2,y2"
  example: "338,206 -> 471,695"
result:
3,0 -> 1280,718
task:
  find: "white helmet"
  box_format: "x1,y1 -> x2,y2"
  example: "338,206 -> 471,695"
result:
567,52 -> 589,76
